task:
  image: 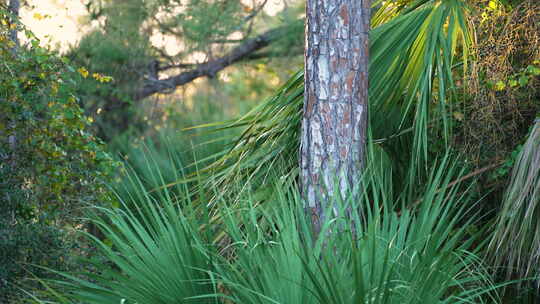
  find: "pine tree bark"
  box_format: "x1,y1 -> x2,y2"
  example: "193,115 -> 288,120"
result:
300,0 -> 370,236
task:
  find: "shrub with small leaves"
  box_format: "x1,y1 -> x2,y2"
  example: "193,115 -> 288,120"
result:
0,7 -> 117,302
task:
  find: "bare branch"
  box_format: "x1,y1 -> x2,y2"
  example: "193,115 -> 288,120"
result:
135,24 -> 293,100
242,0 -> 268,38
157,62 -> 198,71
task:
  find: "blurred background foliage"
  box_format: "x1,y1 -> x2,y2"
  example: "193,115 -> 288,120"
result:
67,0 -> 304,140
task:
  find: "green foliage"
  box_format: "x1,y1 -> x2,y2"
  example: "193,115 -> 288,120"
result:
110,130 -> 228,213
0,13 -> 116,219
1,0 -> 536,302
0,8 -> 117,301
178,0 -> 245,49
46,158 -> 220,304
488,62 -> 540,91
0,217 -> 72,303
67,26 -> 152,140
82,0 -> 302,55
216,157 -> 499,304
41,152 -> 501,303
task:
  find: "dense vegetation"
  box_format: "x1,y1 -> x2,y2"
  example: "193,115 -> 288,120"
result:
0,0 -> 539,303
0,7 -> 118,302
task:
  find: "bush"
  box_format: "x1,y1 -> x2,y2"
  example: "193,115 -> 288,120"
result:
0,8 -> 117,301
0,217 -> 70,303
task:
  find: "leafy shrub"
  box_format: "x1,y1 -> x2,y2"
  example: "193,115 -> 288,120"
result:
0,7 -> 117,301
0,215 -> 71,303
0,10 -> 116,221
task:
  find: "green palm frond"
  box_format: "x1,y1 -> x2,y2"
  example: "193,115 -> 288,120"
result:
39,153 -> 502,303
213,156 -> 500,303
48,163 -> 220,304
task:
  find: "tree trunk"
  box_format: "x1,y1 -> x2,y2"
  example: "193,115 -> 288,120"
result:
6,0 -> 19,154
8,0 -> 19,50
300,0 -> 370,237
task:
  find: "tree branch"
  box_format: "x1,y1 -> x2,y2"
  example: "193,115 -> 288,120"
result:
157,62 -> 198,72
242,49 -> 304,61
134,24 -> 295,100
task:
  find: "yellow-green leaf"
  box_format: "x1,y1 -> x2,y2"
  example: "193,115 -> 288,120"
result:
453,112 -> 464,121
494,80 -> 506,91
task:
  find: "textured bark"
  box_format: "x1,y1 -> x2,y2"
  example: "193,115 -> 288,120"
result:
300,0 -> 370,235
